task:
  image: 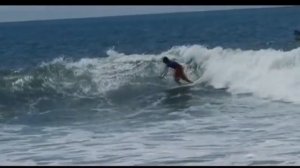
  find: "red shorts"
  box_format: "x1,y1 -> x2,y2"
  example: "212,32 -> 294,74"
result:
174,66 -> 184,79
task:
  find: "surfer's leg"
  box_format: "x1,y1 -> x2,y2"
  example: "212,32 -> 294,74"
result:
181,74 -> 192,83
174,70 -> 181,85
175,77 -> 181,85
179,68 -> 192,83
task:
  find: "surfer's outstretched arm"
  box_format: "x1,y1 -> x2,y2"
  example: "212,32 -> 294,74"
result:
160,66 -> 168,78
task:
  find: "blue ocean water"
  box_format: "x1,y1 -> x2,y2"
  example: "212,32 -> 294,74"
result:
1,6 -> 300,165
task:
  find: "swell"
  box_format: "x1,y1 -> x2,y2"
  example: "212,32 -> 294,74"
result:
2,44 -> 300,123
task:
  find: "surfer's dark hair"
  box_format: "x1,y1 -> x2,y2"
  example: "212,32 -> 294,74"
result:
162,57 -> 169,63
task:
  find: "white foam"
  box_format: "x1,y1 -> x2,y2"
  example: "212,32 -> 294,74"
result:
37,50 -> 168,97
11,75 -> 33,91
164,45 -> 300,104
35,45 -> 300,104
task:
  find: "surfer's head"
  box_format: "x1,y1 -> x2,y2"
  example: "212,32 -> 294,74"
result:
162,57 -> 169,64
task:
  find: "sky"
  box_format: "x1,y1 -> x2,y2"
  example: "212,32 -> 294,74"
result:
0,6 -> 284,23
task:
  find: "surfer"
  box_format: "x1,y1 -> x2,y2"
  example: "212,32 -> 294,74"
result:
161,56 -> 193,85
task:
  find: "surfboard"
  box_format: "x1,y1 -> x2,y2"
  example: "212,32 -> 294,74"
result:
169,78 -> 203,90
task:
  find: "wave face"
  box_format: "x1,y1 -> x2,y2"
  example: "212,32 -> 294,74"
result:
175,45 -> 300,103
2,45 -> 300,123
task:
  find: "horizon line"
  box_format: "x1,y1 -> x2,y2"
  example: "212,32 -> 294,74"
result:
0,6 -> 289,24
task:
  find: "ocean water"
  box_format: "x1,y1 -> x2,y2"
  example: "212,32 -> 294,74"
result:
1,6 -> 300,165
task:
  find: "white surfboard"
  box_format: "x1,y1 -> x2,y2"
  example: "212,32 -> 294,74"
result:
169,78 -> 203,90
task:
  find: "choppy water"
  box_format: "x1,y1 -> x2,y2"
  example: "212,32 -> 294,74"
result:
1,6 -> 300,165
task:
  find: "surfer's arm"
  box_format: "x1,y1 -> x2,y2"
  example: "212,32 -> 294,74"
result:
160,66 -> 168,78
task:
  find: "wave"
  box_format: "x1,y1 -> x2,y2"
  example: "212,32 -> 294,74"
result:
0,49 -> 186,121
1,44 -> 300,120
172,45 -> 300,103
